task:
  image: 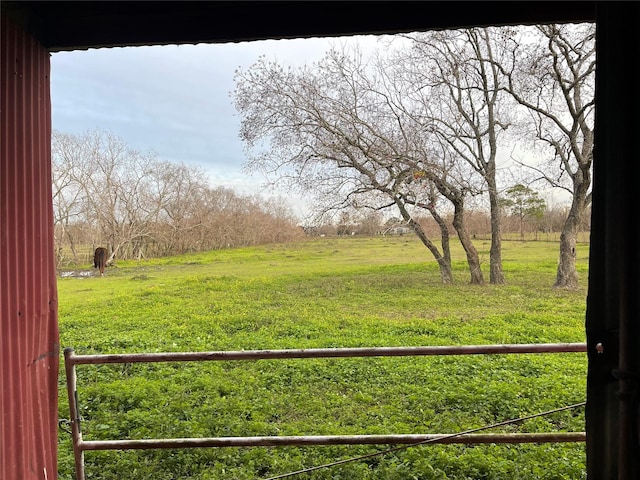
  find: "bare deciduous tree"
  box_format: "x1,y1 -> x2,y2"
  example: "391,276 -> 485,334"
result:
234,41 -> 508,284
401,27 -> 517,284
376,45 -> 487,284
500,23 -> 595,288
52,131 -> 89,265
149,161 -> 209,255
234,48 -> 461,283
51,129 -> 304,263
78,130 -> 159,260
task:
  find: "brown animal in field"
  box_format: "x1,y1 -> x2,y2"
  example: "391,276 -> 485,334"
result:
93,247 -> 108,276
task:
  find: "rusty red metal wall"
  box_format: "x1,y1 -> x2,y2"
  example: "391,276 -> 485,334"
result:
1,14 -> 60,480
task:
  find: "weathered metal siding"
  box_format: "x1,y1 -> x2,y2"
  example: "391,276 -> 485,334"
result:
1,14 -> 59,480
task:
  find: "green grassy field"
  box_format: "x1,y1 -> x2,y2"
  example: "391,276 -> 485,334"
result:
57,236 -> 589,479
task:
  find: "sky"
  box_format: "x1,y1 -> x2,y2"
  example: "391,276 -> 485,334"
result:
50,35 -> 388,219
50,31 -> 570,222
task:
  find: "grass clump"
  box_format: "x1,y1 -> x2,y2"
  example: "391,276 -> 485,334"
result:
57,236 -> 588,479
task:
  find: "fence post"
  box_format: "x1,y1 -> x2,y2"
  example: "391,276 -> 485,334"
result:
64,348 -> 85,480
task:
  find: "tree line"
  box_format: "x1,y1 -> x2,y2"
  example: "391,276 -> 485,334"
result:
233,23 -> 594,288
52,126 -> 588,271
318,193 -> 589,242
52,129 -> 304,267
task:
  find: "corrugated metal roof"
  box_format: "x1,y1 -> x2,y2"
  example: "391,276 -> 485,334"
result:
1,14 -> 59,480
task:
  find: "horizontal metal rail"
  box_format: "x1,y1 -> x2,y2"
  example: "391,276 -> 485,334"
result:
64,343 -> 588,480
65,342 -> 587,365
80,432 -> 586,451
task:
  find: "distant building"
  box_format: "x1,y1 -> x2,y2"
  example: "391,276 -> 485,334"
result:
385,225 -> 413,235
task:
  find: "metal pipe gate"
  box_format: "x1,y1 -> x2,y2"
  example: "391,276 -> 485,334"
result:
64,343 -> 588,480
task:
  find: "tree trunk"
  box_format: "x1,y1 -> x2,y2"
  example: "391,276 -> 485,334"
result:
424,202 -> 452,267
452,202 -> 485,285
397,200 -> 454,284
488,183 -> 505,284
410,216 -> 454,284
554,213 -> 580,289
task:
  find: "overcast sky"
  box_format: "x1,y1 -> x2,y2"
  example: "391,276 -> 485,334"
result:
50,35 -> 387,219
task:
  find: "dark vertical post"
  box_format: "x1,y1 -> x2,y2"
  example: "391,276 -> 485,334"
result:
586,3 -> 640,479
